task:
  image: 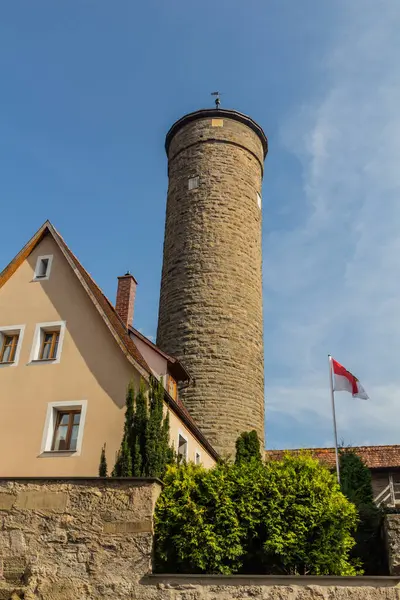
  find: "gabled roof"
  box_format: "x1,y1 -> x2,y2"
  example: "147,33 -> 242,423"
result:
265,445 -> 400,470
129,325 -> 191,382
0,220 -> 151,377
0,220 -> 219,461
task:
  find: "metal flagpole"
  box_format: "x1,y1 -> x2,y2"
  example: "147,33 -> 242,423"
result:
328,354 -> 340,484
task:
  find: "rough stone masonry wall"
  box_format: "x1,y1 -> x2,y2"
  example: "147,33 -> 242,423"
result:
0,478 -> 161,600
386,514 -> 400,576
157,116 -> 266,457
0,479 -> 399,599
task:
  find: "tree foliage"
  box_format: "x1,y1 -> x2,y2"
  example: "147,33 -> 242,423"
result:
98,444 -> 108,477
112,377 -> 174,479
155,453 -> 359,575
339,448 -> 386,575
235,430 -> 261,465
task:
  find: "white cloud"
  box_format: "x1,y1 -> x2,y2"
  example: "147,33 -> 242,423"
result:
264,1 -> 400,449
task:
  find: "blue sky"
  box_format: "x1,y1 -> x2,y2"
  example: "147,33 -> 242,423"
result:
1,1 -> 400,449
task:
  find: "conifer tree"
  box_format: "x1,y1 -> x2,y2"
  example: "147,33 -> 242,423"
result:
339,448 -> 385,575
145,377 -> 165,477
132,380 -> 148,473
112,377 -> 174,479
99,443 -> 108,477
235,430 -> 262,464
132,437 -> 142,477
113,435 -> 132,477
125,381 -> 135,451
119,435 -> 133,476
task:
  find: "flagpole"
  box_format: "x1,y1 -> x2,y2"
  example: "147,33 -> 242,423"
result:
328,355 -> 340,484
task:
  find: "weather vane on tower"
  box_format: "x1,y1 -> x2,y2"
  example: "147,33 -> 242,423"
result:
211,91 -> 221,109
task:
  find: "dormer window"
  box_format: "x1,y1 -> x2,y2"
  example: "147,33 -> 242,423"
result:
34,255 -> 53,281
167,375 -> 177,400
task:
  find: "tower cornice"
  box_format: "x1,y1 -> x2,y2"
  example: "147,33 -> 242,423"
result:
165,108 -> 268,158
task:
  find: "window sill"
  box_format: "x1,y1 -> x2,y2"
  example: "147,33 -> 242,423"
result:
39,450 -> 77,458
29,358 -> 58,365
0,361 -> 16,367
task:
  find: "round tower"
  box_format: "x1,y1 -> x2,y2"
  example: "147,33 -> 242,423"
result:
157,107 -> 268,456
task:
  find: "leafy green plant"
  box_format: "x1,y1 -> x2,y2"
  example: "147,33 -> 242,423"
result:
235,430 -> 261,464
155,450 -> 359,575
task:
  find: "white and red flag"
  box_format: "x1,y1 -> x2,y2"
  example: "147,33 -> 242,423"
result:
330,357 -> 369,400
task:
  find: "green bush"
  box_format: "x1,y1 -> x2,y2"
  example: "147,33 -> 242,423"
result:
235,430 -> 262,464
155,453 -> 359,575
339,448 -> 387,575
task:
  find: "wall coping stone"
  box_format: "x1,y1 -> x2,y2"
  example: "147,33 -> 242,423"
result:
145,574 -> 400,588
0,477 -> 163,485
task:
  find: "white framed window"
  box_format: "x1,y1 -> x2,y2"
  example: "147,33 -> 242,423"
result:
195,450 -> 201,465
0,325 -> 25,367
33,255 -> 53,281
29,321 -> 66,364
40,400 -> 87,455
188,176 -> 199,190
177,431 -> 188,462
257,192 -> 262,210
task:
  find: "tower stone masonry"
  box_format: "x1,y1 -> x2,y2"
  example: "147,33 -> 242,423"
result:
157,108 -> 268,456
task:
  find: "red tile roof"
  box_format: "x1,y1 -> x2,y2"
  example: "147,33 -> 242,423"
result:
265,445 -> 400,470
129,325 -> 191,382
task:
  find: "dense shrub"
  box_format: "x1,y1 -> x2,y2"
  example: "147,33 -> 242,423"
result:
235,430 -> 262,464
340,448 -> 387,575
155,453 -> 359,575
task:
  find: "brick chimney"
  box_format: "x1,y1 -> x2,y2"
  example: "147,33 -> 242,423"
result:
116,272 -> 137,328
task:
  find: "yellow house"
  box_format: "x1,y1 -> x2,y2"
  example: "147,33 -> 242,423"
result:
0,221 -> 218,476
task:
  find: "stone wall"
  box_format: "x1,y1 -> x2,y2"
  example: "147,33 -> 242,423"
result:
157,110 -> 267,456
144,575 -> 400,599
386,514 -> 400,575
1,479 -> 399,600
0,478 -> 161,599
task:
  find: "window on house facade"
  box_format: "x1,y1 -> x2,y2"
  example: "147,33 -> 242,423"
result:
188,176 -> 199,190
178,433 -> 188,462
0,334 -> 19,363
195,451 -> 201,465
30,322 -> 65,364
34,255 -> 53,280
0,325 -> 25,367
52,410 -> 81,451
40,331 -> 60,360
40,400 -> 87,455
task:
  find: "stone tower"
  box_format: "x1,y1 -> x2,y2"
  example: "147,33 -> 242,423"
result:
157,107 -> 268,456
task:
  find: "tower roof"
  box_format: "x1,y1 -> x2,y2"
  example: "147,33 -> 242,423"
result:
165,108 -> 268,158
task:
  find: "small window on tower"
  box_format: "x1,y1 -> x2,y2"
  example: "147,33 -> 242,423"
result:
188,176 -> 199,190
257,192 -> 262,210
